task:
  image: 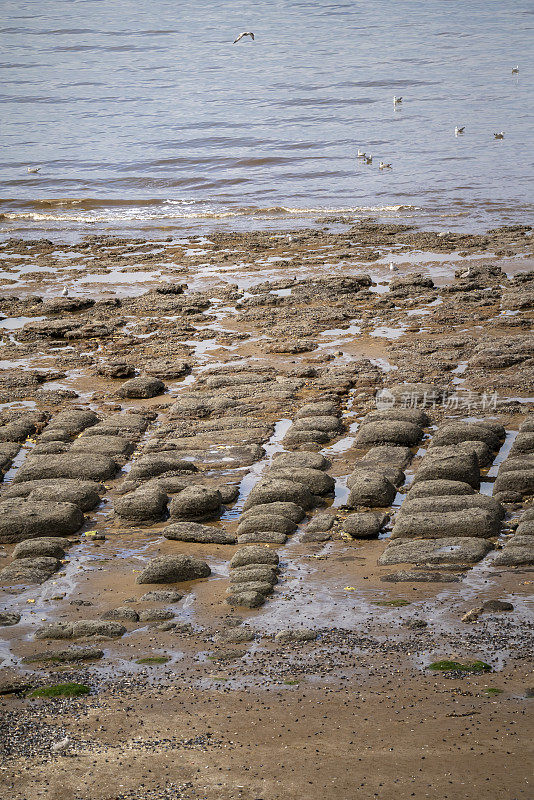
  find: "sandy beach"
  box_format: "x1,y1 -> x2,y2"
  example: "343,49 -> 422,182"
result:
0,220 -> 532,799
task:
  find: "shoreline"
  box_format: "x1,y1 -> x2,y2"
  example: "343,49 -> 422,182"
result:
0,221 -> 533,799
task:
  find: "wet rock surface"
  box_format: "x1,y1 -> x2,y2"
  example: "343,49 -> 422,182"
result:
0,226 -> 533,800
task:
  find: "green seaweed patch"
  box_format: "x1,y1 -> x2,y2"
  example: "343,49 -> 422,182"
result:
485,687 -> 503,696
428,660 -> 492,673
136,656 -> 171,665
29,682 -> 90,698
375,599 -> 411,607
283,679 -> 300,686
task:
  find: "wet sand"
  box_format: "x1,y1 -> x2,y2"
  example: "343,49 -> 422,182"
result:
0,220 -> 533,799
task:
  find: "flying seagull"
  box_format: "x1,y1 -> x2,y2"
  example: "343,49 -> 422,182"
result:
494,132 -> 504,139
455,126 -> 465,135
379,161 -> 392,169
393,96 -> 402,105
233,32 -> 254,43
27,166 -> 41,174
511,66 -> 519,73
364,155 -> 373,164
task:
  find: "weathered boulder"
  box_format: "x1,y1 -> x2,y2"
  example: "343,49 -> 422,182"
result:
114,485 -> 169,522
71,434 -> 134,458
163,522 -> 236,544
138,609 -> 175,622
230,545 -> 279,569
0,612 -> 21,626
71,620 -> 127,638
379,537 -> 493,565
412,452 -> 480,488
391,508 -> 501,539
355,420 -> 423,447
237,531 -> 287,544
407,480 -> 475,498
237,514 -> 297,535
428,441 -> 493,468
12,537 -> 70,559
128,454 -> 196,482
363,445 -> 413,468
398,494 -> 504,519
230,566 -> 278,585
47,409 -> 99,435
243,478 -> 314,510
347,470 -> 397,508
136,554 -> 211,584
0,499 -> 83,544
101,607 -> 139,622
342,512 -> 384,538
0,557 -> 60,584
169,486 -> 222,520
295,402 -> 340,419
271,451 -> 330,471
14,453 -> 118,483
432,421 -> 503,450
283,430 -> 330,447
365,408 -> 430,428
240,502 -> 305,524
118,374 -> 165,399
225,581 -> 274,596
3,479 -> 103,511
226,590 -> 265,608
305,513 -> 335,533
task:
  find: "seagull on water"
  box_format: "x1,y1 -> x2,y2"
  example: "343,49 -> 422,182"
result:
512,65 -> 519,73
27,166 -> 41,174
364,155 -> 373,164
233,32 -> 254,43
51,736 -> 70,754
455,126 -> 465,136
379,161 -> 392,169
357,149 -> 366,158
494,132 -> 505,139
393,96 -> 403,105
62,286 -> 69,297
459,267 -> 471,279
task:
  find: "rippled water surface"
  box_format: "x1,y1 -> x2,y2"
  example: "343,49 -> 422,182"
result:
0,0 -> 533,237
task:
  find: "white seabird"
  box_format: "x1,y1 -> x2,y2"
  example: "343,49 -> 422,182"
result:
364,155 -> 373,164
494,132 -> 505,139
233,32 -> 254,43
51,736 -> 70,754
512,66 -> 519,73
389,262 -> 398,272
393,96 -> 403,105
62,286 -> 69,297
27,166 -> 41,174
357,149 -> 365,158
455,126 -> 465,136
379,161 -> 392,169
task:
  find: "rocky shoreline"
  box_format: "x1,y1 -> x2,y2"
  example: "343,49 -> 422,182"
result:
0,220 -> 533,799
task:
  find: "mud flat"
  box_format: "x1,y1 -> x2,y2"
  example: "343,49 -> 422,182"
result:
0,221 -> 533,800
